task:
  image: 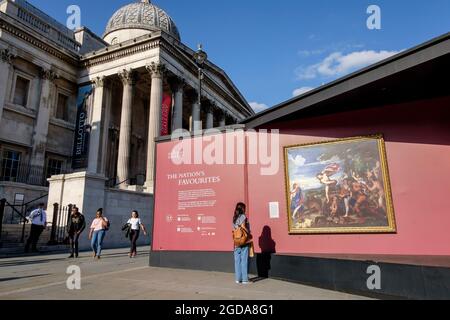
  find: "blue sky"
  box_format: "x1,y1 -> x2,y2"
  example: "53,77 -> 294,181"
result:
29,0 -> 450,112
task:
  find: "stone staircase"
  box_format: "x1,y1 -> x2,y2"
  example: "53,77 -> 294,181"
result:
0,224 -> 68,257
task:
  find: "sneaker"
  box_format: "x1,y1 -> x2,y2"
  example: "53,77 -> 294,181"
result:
96,256 -> 101,260
235,281 -> 241,284
68,254 -> 74,258
242,281 -> 250,285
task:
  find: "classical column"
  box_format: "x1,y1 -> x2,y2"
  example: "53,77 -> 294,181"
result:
100,83 -> 113,175
117,69 -> 136,188
205,103 -> 214,129
144,62 -> 165,192
219,110 -> 226,127
29,68 -> 58,183
0,49 -> 14,122
214,107 -> 225,128
170,77 -> 185,132
88,76 -> 107,174
191,89 -> 202,132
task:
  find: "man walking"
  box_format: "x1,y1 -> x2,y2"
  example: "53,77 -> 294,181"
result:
24,203 -> 47,253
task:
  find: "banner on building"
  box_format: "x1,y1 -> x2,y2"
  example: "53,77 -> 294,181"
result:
72,85 -> 93,170
160,93 -> 172,136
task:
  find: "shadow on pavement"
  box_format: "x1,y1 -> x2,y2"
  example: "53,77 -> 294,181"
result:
0,274 -> 51,282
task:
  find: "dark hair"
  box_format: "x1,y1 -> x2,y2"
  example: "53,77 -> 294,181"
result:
38,202 -> 45,207
233,202 -> 246,224
96,208 -> 103,216
132,210 -> 139,218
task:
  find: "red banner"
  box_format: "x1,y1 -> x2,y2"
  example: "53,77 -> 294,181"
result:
160,94 -> 172,136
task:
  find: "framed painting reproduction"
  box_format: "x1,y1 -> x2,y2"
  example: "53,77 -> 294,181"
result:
284,135 -> 396,234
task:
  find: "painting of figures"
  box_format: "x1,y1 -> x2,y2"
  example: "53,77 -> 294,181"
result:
284,135 -> 396,234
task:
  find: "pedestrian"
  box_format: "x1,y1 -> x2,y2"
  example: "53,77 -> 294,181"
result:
232,202 -> 252,285
25,202 -> 47,253
67,206 -> 86,258
88,208 -> 109,260
126,210 -> 147,258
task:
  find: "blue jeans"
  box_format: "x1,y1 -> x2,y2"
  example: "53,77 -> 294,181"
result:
234,245 -> 249,283
91,230 -> 106,257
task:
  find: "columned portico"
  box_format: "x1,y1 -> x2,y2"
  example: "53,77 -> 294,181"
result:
117,69 -> 137,188
145,62 -> 165,192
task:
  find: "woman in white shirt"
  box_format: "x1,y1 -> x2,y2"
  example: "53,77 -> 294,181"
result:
127,210 -> 147,258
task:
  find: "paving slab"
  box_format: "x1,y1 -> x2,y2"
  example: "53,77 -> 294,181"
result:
0,247 -> 370,300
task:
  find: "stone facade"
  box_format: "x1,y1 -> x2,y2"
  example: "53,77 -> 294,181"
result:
0,0 -> 254,247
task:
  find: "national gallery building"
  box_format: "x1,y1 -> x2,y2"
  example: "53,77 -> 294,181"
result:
0,0 -> 253,207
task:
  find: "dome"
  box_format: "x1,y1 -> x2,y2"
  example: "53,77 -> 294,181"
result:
103,0 -> 180,43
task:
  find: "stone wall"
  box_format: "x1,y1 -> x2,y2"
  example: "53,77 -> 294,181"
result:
47,172 -> 153,251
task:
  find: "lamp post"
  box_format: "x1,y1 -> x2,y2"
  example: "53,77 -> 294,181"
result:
193,43 -> 207,114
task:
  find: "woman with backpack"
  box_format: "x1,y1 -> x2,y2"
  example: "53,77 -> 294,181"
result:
89,208 -> 109,260
125,210 -> 148,258
232,202 -> 252,285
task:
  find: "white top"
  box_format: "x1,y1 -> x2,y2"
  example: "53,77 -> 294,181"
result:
127,218 -> 142,230
28,208 -> 47,226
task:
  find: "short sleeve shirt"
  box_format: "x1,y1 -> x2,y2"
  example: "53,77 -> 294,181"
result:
91,217 -> 108,231
233,214 -> 247,230
127,218 -> 141,230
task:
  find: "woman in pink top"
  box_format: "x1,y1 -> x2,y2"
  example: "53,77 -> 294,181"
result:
89,208 -> 109,259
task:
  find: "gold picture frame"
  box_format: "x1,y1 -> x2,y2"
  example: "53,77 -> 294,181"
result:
284,135 -> 397,234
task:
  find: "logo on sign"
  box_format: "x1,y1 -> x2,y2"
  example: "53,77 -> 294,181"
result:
166,215 -> 174,223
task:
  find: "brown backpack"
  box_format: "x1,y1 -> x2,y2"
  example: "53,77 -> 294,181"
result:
233,226 -> 249,247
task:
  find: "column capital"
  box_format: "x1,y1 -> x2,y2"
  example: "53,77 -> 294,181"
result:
118,69 -> 137,86
146,62 -> 166,78
39,68 -> 58,82
203,101 -> 216,114
0,48 -> 15,64
213,105 -> 225,119
92,76 -> 109,89
168,76 -> 186,92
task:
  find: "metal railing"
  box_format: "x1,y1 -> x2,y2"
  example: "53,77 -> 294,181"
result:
0,164 -> 70,187
0,194 -> 48,246
48,203 -> 74,245
105,174 -> 146,188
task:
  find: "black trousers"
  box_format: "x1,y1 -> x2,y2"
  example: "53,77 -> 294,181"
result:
130,230 -> 140,254
69,232 -> 81,256
25,224 -> 45,252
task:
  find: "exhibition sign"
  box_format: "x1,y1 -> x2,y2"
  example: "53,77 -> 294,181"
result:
152,132 -> 247,252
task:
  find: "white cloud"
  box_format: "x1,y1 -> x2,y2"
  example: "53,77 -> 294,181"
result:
249,102 -> 269,113
289,154 -> 307,167
292,87 -> 314,97
296,50 -> 401,80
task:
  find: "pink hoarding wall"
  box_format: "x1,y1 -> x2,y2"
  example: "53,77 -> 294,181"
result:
250,96 -> 450,256
153,96 -> 450,256
153,133 -> 246,252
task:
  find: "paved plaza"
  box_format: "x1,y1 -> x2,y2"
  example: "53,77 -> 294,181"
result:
0,247 -> 369,300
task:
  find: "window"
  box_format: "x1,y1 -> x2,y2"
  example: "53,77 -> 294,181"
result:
13,76 -> 30,107
56,93 -> 69,121
46,158 -> 63,178
0,150 -> 22,182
